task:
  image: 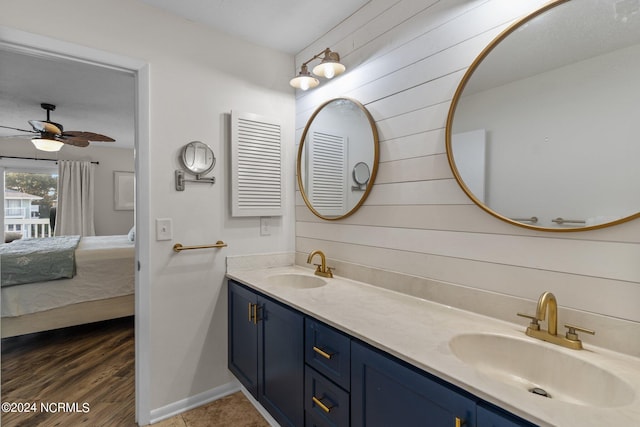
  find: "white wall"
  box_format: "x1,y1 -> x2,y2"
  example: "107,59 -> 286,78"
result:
294,0 -> 640,328
0,140 -> 135,235
1,0 -> 296,418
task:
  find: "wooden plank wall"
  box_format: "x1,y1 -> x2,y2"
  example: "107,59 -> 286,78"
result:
293,0 -> 640,323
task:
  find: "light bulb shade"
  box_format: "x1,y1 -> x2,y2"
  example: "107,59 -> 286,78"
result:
31,137 -> 64,152
312,61 -> 346,79
289,66 -> 320,90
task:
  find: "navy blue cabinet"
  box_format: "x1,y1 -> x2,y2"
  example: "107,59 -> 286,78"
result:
477,404 -> 538,427
228,281 -> 258,396
228,280 -> 304,427
230,279 -> 537,427
306,319 -> 351,391
351,341 -> 476,427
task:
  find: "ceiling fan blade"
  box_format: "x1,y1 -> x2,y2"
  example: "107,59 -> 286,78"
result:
56,136 -> 90,147
29,120 -> 62,134
63,131 -> 115,142
0,124 -> 37,134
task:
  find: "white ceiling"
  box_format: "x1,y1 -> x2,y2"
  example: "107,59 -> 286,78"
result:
0,0 -> 368,151
139,0 -> 369,55
0,49 -> 136,150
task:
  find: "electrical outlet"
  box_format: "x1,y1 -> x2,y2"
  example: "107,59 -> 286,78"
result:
156,218 -> 173,241
260,217 -> 271,236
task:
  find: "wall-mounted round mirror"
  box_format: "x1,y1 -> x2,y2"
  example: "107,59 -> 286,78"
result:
446,0 -> 640,231
181,141 -> 215,176
298,98 -> 379,220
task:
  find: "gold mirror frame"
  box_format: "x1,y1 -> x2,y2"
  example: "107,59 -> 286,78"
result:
297,97 -> 379,220
445,0 -> 640,232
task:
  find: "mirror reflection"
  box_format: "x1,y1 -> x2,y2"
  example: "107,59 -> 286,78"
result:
181,141 -> 215,176
298,98 -> 379,220
352,161 -> 370,191
447,0 -> 640,231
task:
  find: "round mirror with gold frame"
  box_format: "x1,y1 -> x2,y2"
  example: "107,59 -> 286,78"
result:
446,0 -> 640,231
297,97 -> 379,220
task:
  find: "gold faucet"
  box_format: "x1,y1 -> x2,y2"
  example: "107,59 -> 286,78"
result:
536,291 -> 558,336
517,291 -> 595,350
307,250 -> 333,278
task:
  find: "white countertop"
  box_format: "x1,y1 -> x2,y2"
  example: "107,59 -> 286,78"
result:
227,265 -> 640,427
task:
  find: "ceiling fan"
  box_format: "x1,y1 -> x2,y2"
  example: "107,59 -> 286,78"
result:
0,102 -> 115,152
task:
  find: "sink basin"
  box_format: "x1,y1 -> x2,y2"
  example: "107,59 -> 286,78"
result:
266,273 -> 327,289
449,333 -> 635,408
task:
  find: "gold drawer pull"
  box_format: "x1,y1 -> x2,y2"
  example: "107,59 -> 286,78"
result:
252,304 -> 258,324
312,346 -> 334,360
248,303 -> 253,323
312,396 -> 333,413
455,417 -> 466,427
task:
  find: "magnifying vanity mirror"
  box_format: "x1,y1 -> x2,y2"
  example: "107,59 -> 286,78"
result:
175,141 -> 216,191
446,0 -> 640,231
298,98 -> 379,220
181,141 -> 215,176
352,161 -> 370,191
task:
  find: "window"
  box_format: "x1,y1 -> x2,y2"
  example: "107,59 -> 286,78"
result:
3,168 -> 58,238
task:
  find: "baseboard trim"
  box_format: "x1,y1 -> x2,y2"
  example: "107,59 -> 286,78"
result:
238,386 -> 281,427
149,380 -> 240,424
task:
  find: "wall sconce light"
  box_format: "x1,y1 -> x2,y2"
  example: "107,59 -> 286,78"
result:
290,48 -> 346,91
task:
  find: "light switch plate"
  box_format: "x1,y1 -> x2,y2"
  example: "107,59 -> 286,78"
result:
156,218 -> 173,241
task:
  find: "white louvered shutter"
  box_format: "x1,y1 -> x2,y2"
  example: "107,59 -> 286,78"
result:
309,130 -> 347,217
231,111 -> 283,217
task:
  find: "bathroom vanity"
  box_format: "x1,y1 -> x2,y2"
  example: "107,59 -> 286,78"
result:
225,264 -> 640,427
228,278 -> 533,427
228,266 -> 640,426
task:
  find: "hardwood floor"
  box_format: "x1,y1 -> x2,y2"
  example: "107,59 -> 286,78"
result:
1,317 -> 136,427
2,317 -> 269,427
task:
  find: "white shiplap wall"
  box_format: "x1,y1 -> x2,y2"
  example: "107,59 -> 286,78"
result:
294,0 -> 640,324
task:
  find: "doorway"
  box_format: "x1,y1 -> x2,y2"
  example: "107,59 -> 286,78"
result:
0,28 -> 150,425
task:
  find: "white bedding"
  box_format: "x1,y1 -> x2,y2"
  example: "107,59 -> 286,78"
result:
1,235 -> 135,318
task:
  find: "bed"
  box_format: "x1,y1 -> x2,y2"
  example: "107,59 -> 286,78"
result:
1,235 -> 135,338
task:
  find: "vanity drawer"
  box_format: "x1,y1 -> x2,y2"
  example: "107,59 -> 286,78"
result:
305,318 -> 351,390
305,366 -> 349,427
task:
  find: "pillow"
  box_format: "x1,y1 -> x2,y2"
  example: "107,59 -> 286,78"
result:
4,231 -> 23,243
127,226 -> 135,242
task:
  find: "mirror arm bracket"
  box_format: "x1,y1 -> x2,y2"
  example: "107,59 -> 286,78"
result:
175,169 -> 216,191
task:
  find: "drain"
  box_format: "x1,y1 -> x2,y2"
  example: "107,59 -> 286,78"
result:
529,387 -> 551,398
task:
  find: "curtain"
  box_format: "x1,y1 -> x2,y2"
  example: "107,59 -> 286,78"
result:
55,160 -> 96,236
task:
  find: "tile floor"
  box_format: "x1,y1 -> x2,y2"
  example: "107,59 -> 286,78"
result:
154,391 -> 270,427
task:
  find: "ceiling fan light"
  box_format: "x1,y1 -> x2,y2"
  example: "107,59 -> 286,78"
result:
31,137 -> 64,152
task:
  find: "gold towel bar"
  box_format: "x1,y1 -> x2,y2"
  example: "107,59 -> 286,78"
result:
173,241 -> 228,252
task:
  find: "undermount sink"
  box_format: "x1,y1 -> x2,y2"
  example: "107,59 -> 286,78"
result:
266,273 -> 327,289
449,333 -> 635,408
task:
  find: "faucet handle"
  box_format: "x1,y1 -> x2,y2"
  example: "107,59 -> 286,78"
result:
564,323 -> 595,340
517,312 -> 541,330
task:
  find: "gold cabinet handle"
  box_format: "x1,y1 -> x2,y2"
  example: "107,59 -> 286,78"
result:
248,303 -> 253,323
312,346 -> 334,360
455,417 -> 466,427
312,396 -> 333,413
252,304 -> 258,324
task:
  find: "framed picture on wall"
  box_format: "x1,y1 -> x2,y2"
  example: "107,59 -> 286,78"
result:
114,171 -> 134,211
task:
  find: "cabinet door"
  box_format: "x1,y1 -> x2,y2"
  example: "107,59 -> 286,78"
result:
351,341 -> 475,427
228,280 -> 258,398
258,296 -> 304,427
477,405 -> 537,427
